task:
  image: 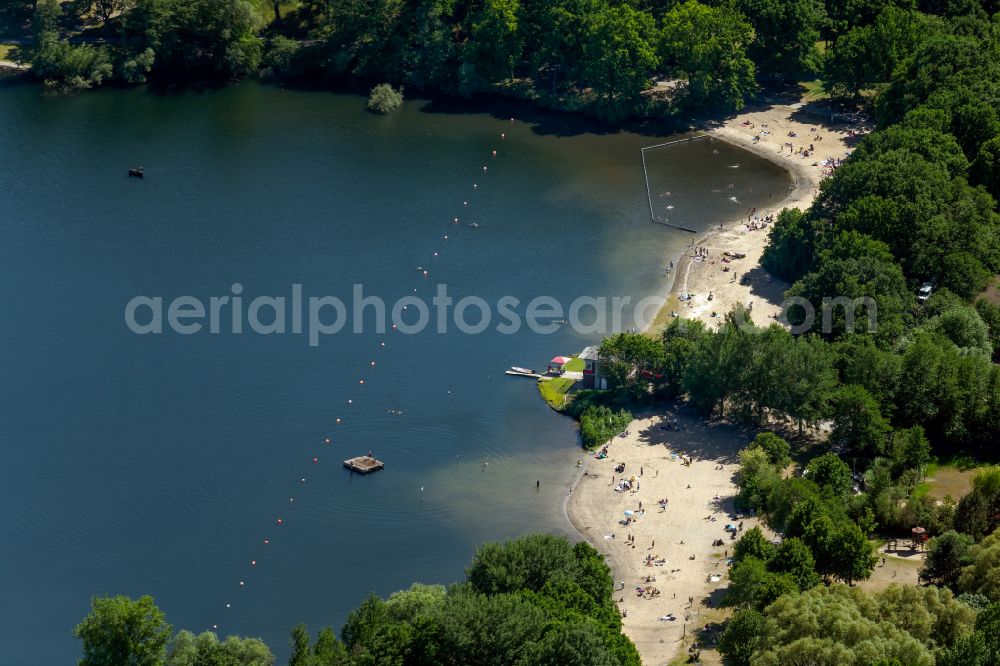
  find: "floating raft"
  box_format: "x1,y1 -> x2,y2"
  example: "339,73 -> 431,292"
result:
344,456 -> 385,474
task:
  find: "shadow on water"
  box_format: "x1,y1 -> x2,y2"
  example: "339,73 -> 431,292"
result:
145,77 -> 234,96
415,92 -> 688,139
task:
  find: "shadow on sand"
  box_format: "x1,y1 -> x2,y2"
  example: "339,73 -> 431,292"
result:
630,403 -> 754,467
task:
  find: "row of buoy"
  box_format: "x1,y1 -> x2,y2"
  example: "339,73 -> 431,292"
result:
209,121 -> 516,630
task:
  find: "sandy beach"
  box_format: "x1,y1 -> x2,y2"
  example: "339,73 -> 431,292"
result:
566,410 -> 762,665
652,101 -> 865,331
567,101 -> 869,664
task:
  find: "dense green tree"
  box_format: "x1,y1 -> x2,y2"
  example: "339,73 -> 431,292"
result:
577,405 -> 633,449
829,384 -> 890,457
888,425 -> 931,476
823,7 -> 942,97
747,432 -> 791,468
761,208 -> 816,282
777,335 -> 838,436
579,3 -> 657,120
974,298 -> 1000,363
785,244 -> 910,343
466,534 -> 608,602
895,333 -> 998,449
832,335 -> 901,409
727,556 -> 800,610
833,520 -> 877,584
974,602 -> 1000,660
937,630 -> 990,666
971,136 -> 1000,200
660,317 -> 709,397
806,452 -> 854,497
922,302 -> 993,357
465,0 -> 522,83
74,595 -> 172,666
871,584 -> 975,649
598,331 -> 666,401
958,527 -> 1000,601
921,529 -> 974,586
754,585 -> 939,666
130,0 -> 262,77
659,0 -> 756,110
736,446 -> 781,511
32,0 -> 114,88
770,537 -> 822,591
165,631 -> 274,666
519,623 -> 618,665
733,526 -> 776,564
736,0 -> 821,78
717,608 -> 765,666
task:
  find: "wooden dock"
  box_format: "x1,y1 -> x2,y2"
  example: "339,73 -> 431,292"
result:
344,456 -> 385,474
505,369 -> 542,378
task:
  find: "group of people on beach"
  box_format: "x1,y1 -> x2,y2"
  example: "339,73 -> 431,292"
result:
616,478 -> 641,494
745,214 -> 774,232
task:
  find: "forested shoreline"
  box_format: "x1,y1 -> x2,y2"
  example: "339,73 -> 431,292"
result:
0,0 -> 989,121
73,535 -> 641,666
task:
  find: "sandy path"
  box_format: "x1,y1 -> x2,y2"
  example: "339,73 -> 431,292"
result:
652,102 -> 865,331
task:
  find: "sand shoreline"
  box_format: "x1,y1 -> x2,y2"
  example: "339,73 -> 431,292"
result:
646,103 -> 861,333
565,102 -> 865,664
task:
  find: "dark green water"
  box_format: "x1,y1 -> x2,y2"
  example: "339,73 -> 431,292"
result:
0,80 -> 790,662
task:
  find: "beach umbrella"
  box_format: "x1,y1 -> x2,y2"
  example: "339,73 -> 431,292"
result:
624,510 -> 635,517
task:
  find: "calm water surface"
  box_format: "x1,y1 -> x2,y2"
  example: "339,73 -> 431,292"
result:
0,80 -> 790,662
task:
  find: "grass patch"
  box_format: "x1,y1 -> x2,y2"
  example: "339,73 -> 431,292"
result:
0,43 -> 19,61
564,356 -> 584,372
799,79 -> 829,102
920,457 -> 986,501
538,377 -> 575,410
646,293 -> 680,336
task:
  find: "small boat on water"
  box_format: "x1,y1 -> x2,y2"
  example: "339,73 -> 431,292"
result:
128,167 -> 144,178
510,366 -> 534,375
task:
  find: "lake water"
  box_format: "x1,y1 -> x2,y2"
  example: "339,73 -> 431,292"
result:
0,80 -> 790,662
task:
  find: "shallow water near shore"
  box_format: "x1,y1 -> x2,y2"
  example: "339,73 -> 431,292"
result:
0,80 -> 790,661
